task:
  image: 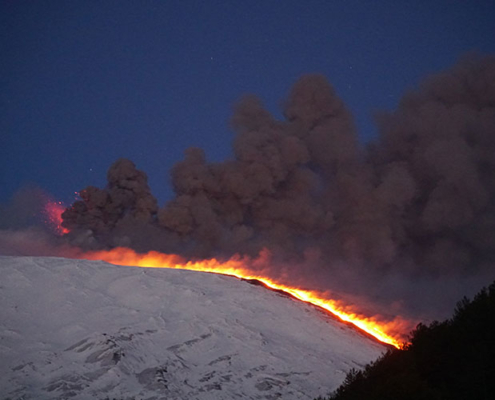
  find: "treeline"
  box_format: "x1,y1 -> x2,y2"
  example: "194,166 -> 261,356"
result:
317,281 -> 495,400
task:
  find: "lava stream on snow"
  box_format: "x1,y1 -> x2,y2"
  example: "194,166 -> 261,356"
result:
69,247 -> 408,348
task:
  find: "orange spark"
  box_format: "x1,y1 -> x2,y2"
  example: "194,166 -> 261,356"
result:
77,247 -> 409,348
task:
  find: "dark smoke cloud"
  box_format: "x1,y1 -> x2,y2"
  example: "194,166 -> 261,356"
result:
62,158 -> 164,250
370,54 -> 495,274
58,54 -> 495,321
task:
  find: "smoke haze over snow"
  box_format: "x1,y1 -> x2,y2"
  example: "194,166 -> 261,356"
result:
3,55 -> 495,325
0,187 -> 74,256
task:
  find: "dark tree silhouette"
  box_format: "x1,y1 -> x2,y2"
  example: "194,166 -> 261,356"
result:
318,281 -> 495,400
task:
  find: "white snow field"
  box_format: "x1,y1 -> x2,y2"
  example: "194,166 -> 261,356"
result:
0,256 -> 386,399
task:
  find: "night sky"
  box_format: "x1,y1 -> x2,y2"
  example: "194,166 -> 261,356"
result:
2,0 -> 495,205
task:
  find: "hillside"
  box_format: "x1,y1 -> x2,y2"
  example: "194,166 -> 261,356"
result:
0,256 -> 385,399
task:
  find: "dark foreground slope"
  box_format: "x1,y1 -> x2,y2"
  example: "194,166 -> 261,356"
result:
319,281 -> 495,400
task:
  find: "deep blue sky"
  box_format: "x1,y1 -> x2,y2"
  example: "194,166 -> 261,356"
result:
2,0 -> 495,205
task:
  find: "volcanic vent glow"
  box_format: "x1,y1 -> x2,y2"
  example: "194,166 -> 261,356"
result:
75,247 -> 406,348
42,199 -> 69,235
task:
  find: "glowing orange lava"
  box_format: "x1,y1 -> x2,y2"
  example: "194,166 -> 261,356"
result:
77,247 -> 408,348
43,200 -> 69,235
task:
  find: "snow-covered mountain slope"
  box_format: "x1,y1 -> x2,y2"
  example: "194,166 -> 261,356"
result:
0,256 -> 386,399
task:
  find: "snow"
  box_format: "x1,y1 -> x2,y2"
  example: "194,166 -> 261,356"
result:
0,256 -> 386,399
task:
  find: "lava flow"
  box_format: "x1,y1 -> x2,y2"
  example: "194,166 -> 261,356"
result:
75,247 -> 407,348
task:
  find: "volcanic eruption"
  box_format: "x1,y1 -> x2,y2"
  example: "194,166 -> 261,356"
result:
3,54 -> 495,349
63,56 -> 495,272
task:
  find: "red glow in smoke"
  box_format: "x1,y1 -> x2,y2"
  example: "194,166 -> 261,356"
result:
43,200 -> 69,235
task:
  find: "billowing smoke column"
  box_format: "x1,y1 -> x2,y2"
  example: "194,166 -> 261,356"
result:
62,158 -> 159,249
61,55 -> 495,319
63,73 -> 362,259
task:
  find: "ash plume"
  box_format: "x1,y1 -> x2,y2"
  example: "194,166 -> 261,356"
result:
62,158 -> 164,250
60,54 -> 495,321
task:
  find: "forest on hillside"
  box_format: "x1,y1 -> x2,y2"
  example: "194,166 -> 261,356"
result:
317,281 -> 495,400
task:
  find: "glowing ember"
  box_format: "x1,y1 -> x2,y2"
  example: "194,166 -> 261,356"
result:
43,200 -> 69,235
76,247 -> 408,348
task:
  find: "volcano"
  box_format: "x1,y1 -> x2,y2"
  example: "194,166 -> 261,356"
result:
1,256 -> 386,399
